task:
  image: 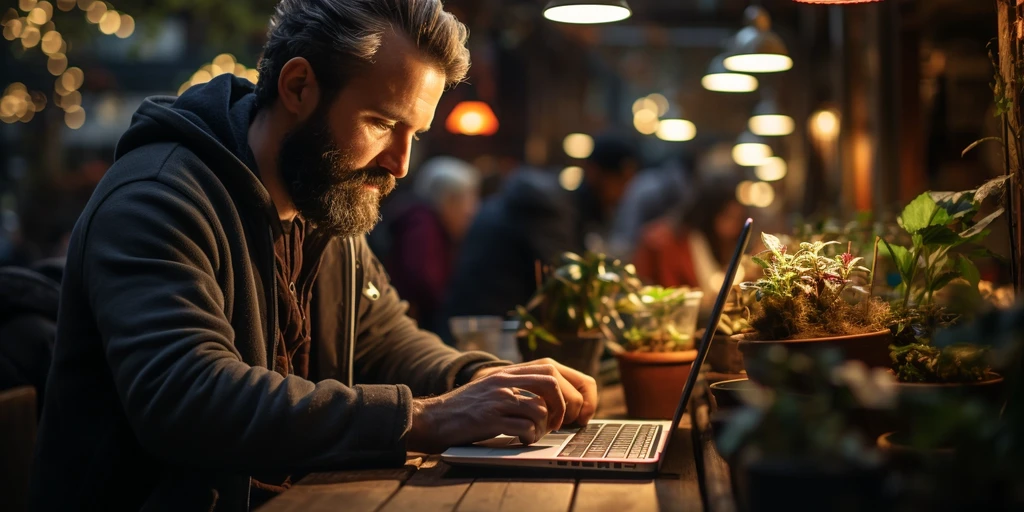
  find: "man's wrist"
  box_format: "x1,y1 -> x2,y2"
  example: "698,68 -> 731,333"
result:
455,360 -> 510,387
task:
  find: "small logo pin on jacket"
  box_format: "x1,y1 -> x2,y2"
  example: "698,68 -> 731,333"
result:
364,281 -> 380,300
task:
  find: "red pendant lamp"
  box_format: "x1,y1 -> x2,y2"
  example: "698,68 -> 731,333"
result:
793,0 -> 881,4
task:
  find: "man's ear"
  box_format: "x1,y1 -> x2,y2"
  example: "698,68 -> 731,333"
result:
276,57 -> 322,121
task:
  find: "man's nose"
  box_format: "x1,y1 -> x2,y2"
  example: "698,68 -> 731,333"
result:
376,136 -> 412,179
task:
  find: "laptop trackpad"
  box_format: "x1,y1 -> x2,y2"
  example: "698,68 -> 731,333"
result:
473,434 -> 572,448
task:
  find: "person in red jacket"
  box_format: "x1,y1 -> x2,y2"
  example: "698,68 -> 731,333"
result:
633,178 -> 749,296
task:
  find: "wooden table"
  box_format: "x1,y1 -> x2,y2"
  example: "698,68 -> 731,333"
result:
259,384 -> 738,512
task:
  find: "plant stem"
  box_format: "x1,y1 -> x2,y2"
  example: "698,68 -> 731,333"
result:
903,246 -> 920,311
867,236 -> 881,315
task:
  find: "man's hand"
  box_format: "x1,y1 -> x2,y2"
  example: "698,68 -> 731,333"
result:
406,369 -> 566,453
472,359 -> 598,428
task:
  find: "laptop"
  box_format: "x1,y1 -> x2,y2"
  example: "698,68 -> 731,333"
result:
442,218 -> 754,473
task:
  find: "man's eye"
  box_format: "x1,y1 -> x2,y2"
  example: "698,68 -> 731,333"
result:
375,120 -> 395,131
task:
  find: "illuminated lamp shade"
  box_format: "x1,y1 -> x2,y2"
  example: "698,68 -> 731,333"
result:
702,54 -> 759,93
809,107 -> 840,142
543,0 -> 631,24
656,118 -> 696,142
723,6 -> 793,73
733,131 -> 773,167
748,98 -> 794,136
559,166 -> 584,191
755,156 -> 787,181
445,101 -> 498,136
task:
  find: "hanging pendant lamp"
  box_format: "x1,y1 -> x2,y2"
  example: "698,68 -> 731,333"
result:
543,0 -> 632,24
724,6 -> 792,73
702,54 -> 759,93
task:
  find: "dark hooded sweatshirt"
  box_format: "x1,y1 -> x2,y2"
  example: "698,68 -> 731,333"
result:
29,75 -> 506,511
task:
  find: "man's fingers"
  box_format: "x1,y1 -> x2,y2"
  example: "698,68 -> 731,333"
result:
497,389 -> 549,438
499,417 -> 540,445
538,359 -> 598,425
492,374 -> 566,430
491,364 -> 586,426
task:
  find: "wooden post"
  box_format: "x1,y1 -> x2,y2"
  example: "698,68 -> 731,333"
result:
996,0 -> 1024,295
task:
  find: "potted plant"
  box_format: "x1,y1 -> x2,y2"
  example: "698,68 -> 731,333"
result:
879,178 -> 1008,401
612,285 -> 704,419
707,287 -> 755,376
736,233 -> 891,384
515,252 -> 642,380
718,347 -> 897,512
877,304 -> 1024,510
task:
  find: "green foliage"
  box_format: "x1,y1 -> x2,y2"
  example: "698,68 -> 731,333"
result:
616,285 -> 702,352
889,343 -> 991,383
515,252 -> 642,349
881,177 -> 1007,310
740,233 -> 884,340
881,177 -> 1007,383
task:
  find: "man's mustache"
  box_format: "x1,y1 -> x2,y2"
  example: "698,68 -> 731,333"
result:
338,166 -> 396,196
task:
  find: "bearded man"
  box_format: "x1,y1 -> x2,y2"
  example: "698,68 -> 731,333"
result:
30,1 -> 596,510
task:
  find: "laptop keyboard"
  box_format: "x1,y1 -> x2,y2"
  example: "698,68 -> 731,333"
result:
556,423 -> 660,459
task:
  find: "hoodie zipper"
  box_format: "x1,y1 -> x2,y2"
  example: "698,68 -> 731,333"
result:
346,237 -> 357,387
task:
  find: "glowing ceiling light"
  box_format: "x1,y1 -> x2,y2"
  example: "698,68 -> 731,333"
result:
724,6 -> 792,74
755,157 -> 787,181
809,107 -> 840,142
748,98 -> 794,136
702,54 -> 759,93
656,119 -> 696,142
543,0 -> 631,24
445,101 -> 499,136
733,131 -> 773,167
563,133 -> 594,159
559,166 -> 584,191
633,109 -> 659,135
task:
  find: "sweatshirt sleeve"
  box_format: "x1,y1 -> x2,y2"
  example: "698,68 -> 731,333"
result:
83,180 -> 411,473
351,237 -> 509,397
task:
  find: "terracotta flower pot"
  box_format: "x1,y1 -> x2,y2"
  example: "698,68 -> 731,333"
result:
736,329 -> 893,384
516,332 -> 604,381
705,331 -> 746,374
614,349 -> 697,419
895,372 -> 1005,406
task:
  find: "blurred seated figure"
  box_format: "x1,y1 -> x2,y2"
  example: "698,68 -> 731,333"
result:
607,158 -> 690,259
383,157 -> 480,332
440,134 -> 639,343
633,176 -> 748,294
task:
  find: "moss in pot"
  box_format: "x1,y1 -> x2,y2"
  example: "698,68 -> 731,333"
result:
613,285 -> 703,419
736,233 -> 891,384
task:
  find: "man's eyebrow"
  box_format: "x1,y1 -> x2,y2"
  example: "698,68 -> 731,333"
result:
374,106 -> 430,133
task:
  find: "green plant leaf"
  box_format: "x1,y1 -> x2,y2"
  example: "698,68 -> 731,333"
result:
955,255 -> 981,288
752,256 -> 770,269
960,208 -> 1004,239
899,193 -> 940,233
919,225 -> 961,246
931,271 -> 961,293
881,239 -> 914,283
560,252 -> 585,265
762,232 -> 784,257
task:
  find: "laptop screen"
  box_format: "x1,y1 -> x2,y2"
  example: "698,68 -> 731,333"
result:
665,218 -> 753,441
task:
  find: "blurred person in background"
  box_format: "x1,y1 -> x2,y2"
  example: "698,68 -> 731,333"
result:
440,133 -> 639,342
606,156 -> 690,260
383,156 -> 480,333
633,175 -> 749,295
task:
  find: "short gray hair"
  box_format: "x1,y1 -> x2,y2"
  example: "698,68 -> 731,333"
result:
413,156 -> 480,205
255,0 -> 470,109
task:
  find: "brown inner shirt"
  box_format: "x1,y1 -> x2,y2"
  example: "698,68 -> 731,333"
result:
251,216 -> 318,503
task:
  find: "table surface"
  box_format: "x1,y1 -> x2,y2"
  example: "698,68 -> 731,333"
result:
258,384 -> 737,512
